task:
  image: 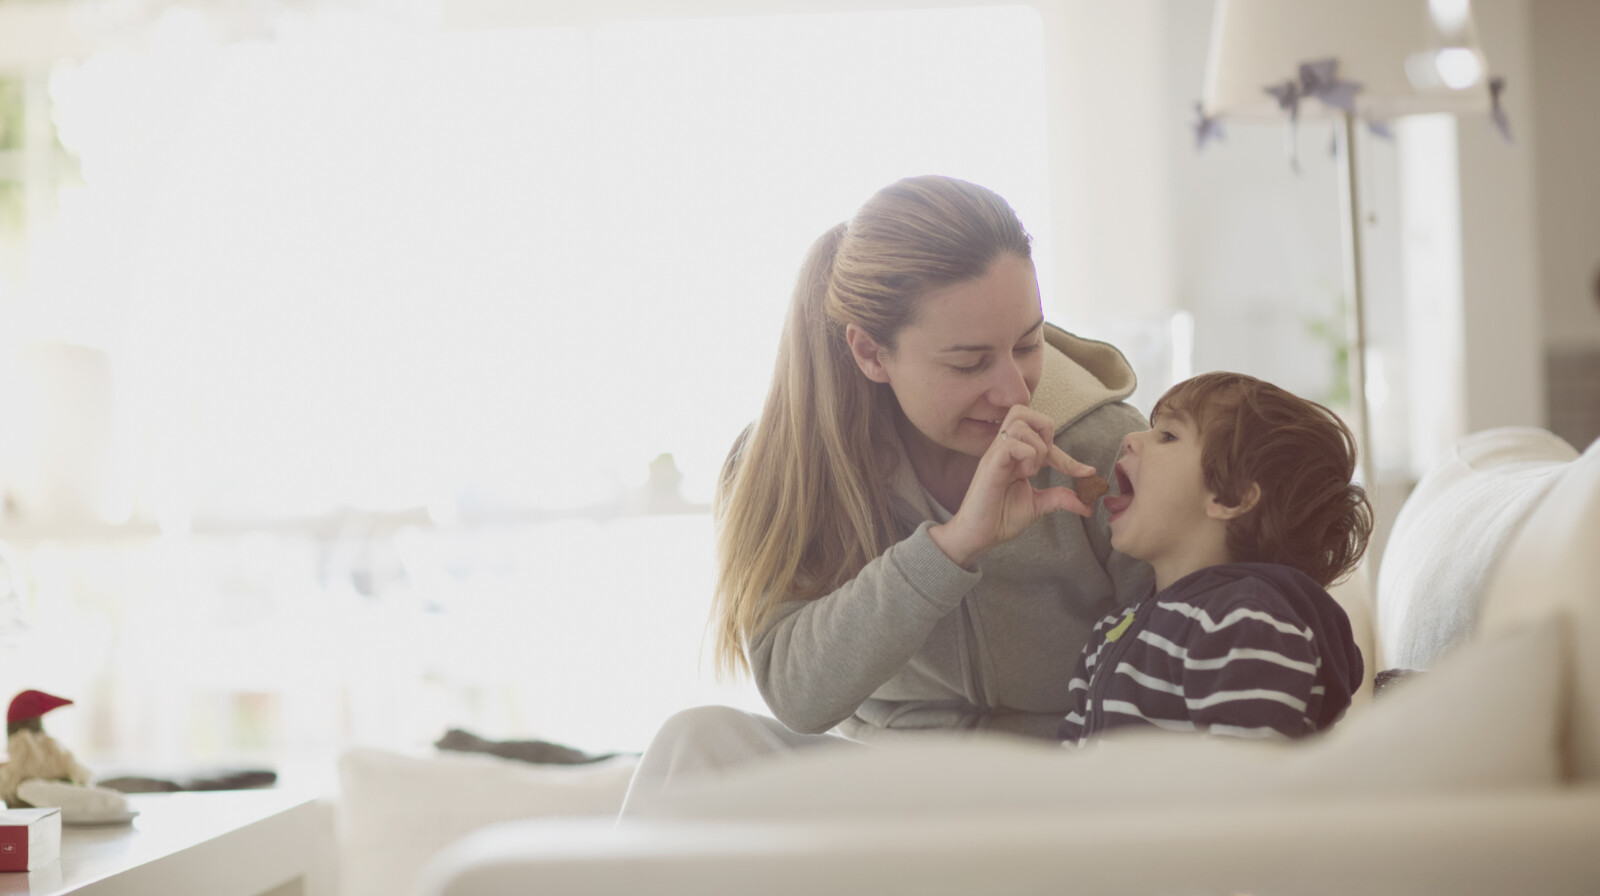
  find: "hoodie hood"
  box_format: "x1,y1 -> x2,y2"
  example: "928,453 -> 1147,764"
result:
1031,324 -> 1139,434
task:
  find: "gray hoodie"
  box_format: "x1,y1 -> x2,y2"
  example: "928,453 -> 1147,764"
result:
748,324 -> 1154,741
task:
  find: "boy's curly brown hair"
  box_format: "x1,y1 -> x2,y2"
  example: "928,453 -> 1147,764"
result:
1153,372 -> 1373,587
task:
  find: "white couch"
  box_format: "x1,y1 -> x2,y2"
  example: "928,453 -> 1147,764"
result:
334,426 -> 1600,896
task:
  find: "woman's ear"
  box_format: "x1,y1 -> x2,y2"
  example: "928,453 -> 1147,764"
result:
1208,481 -> 1260,521
845,324 -> 891,383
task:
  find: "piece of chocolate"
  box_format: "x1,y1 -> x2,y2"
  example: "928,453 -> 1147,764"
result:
1074,474 -> 1109,505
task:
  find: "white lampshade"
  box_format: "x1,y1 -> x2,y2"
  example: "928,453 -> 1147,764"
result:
1202,0 -> 1493,121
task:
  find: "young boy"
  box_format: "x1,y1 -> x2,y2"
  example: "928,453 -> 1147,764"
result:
1059,372 -> 1371,745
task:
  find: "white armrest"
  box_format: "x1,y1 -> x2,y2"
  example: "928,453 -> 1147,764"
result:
337,749 -> 637,896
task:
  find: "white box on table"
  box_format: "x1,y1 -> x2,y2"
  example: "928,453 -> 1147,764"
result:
0,806 -> 62,872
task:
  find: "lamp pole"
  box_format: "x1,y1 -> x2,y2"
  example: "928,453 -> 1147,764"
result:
1336,110 -> 1376,490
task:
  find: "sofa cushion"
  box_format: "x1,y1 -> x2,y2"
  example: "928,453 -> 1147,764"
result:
629,608 -> 1564,822
1326,567 -> 1378,708
1376,427 -> 1578,671
337,747 -> 638,896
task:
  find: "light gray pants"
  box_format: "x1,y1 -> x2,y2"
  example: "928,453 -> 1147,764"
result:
618,705 -> 856,819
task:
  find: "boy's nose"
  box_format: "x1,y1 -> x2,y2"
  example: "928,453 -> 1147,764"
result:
1119,428 -> 1153,461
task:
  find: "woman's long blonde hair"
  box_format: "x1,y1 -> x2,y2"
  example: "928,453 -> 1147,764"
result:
710,175 -> 1033,678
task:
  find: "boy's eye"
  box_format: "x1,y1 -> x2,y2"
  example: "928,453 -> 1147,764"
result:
1159,431 -> 1177,442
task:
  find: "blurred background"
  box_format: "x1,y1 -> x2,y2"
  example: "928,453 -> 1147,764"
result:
0,0 -> 1592,774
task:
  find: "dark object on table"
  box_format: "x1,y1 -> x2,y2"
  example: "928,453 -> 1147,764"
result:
1373,668 -> 1420,697
97,768 -> 278,794
435,728 -> 627,765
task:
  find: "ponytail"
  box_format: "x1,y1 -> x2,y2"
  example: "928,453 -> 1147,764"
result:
709,223 -> 901,679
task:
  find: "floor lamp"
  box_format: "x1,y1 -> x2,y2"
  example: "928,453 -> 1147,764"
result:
1198,0 -> 1503,489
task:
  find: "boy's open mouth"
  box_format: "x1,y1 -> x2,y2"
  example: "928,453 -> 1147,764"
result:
1104,464 -> 1135,518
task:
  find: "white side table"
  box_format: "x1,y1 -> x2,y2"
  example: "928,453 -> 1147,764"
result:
0,789 -> 331,896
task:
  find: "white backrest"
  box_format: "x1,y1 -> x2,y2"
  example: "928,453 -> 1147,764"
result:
1478,434 -> 1600,780
1375,428 -> 1578,670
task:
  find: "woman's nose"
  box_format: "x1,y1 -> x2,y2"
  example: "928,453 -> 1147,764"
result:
988,358 -> 1031,408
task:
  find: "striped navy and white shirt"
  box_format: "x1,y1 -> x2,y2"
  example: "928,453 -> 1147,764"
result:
1058,562 -> 1363,745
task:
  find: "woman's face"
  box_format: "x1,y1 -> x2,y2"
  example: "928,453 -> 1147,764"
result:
856,253 -> 1046,462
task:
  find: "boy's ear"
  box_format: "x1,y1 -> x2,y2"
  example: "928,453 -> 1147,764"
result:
1208,482 -> 1260,521
845,324 -> 891,383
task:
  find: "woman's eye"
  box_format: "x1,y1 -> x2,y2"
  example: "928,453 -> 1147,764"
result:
952,359 -> 986,374
1015,342 -> 1043,356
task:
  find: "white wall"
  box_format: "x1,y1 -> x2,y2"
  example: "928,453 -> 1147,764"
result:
1165,0 -> 1351,409
1040,0 -> 1174,329
1457,0 -> 1545,434
1528,0 -> 1600,354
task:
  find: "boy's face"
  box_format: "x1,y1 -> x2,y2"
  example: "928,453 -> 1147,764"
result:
1106,408 -> 1232,588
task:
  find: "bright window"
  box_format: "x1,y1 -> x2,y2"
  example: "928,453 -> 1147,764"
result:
2,5 -> 1054,761
40,6 -> 1050,522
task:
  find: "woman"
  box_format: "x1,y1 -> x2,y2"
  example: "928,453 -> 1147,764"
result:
622,175 -> 1151,812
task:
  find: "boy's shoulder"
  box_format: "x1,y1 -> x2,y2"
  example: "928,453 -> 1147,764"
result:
1157,562 -> 1340,624
1168,562 -> 1323,598
1155,562 -> 1357,650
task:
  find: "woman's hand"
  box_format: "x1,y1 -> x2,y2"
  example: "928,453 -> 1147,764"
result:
929,405 -> 1099,569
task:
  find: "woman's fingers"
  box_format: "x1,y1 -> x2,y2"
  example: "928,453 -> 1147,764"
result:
996,406 -> 1098,480
987,428 -> 1094,518
1000,405 -> 1055,444
981,447 -> 1094,524
1048,445 -> 1098,480
996,408 -> 1052,474
995,430 -> 1045,476
1036,484 -> 1096,518
987,430 -> 1040,482
939,411 -> 1101,566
